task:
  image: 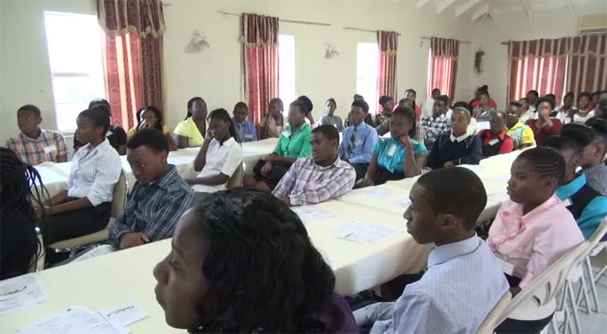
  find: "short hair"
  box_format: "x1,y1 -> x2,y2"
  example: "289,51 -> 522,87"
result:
186,97 -> 204,119
297,95 -> 313,114
79,106 -> 111,134
492,111 -> 507,122
233,102 -> 248,111
392,107 -> 417,138
563,92 -> 574,100
89,98 -> 111,110
290,100 -> 308,116
126,128 -> 169,153
452,107 -> 471,119
537,97 -> 555,110
17,104 -> 41,117
542,135 -> 583,159
432,88 -> 441,94
351,99 -> 369,113
544,94 -> 556,102
379,95 -> 393,107
136,106 -> 165,131
353,94 -> 364,101
270,98 -> 284,111
416,167 -> 487,230
527,90 -> 539,97
585,117 -> 607,149
517,147 -> 566,185
561,123 -> 595,147
312,125 -> 340,143
326,98 -> 336,107
436,95 -> 450,107
579,91 -> 592,100
453,101 -> 470,110
509,101 -> 523,109
405,88 -> 417,97
520,97 -> 529,103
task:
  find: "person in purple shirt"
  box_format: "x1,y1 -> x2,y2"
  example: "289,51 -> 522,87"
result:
153,188 -> 357,334
232,102 -> 257,143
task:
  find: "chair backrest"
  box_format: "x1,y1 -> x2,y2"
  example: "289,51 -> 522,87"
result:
496,242 -> 589,325
110,171 -> 128,219
477,291 -> 512,334
588,216 -> 607,246
226,164 -> 244,189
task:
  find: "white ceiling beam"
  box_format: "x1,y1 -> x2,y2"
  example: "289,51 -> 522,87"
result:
455,0 -> 483,17
519,0 -> 533,18
437,0 -> 459,13
472,3 -> 489,21
416,0 -> 432,9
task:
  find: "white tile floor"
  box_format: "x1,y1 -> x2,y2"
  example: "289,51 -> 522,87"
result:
575,252 -> 607,334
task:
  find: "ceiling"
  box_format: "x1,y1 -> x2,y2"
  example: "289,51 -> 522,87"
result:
413,0 -> 607,21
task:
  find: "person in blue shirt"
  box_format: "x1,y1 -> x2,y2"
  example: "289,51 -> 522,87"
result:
359,107 -> 427,187
232,102 -> 257,143
338,100 -> 378,180
542,133 -> 607,239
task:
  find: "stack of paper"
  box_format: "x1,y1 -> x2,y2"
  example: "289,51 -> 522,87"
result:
332,221 -> 401,243
0,275 -> 49,316
291,206 -> 335,223
352,187 -> 396,198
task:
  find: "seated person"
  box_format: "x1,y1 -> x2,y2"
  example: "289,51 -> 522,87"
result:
376,98 -> 419,138
542,134 -> 607,239
5,104 -> 68,165
354,167 -> 509,333
452,101 -> 478,136
421,88 -> 440,119
565,91 -> 594,124
109,129 -> 194,250
74,99 -> 128,155
153,188 -> 358,333
594,99 -> 607,118
260,98 -> 285,139
403,88 -> 421,116
345,94 -> 374,127
174,97 -> 207,148
338,100 -> 378,180
187,109 -> 243,203
232,102 -> 257,142
505,101 -> 535,149
128,106 -> 177,151
298,95 -> 316,126
477,111 -> 515,158
272,125 -> 356,206
488,147 -> 584,333
426,108 -> 482,169
36,107 -> 122,246
519,97 -> 536,124
421,95 -> 450,150
470,85 -> 498,109
375,95 -> 395,127
473,90 -> 497,122
551,92 -> 576,123
359,107 -> 427,187
525,97 -> 562,145
573,118 -> 607,197
245,100 -> 312,191
1,148 -> 46,280
318,98 -> 344,131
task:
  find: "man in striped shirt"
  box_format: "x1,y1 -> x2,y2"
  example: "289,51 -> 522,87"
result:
272,125 -> 356,206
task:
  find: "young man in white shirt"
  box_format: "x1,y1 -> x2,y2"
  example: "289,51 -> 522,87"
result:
421,88 -> 441,119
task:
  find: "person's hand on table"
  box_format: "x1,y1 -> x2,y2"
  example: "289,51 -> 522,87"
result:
443,161 -> 455,168
358,179 -> 374,188
119,232 -> 150,250
261,161 -> 273,177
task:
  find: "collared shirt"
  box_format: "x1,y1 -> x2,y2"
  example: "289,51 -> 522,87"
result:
519,109 -> 536,124
374,138 -> 427,174
5,129 -> 68,165
450,132 -> 470,142
556,174 -> 607,239
507,121 -> 535,149
525,119 -> 562,145
421,114 -> 450,142
192,137 -> 243,193
374,111 -> 391,128
477,129 -> 515,157
474,106 -> 497,122
260,115 -> 284,139
232,118 -> 257,143
552,107 -> 577,123
354,235 -> 509,334
426,132 -> 482,169
564,110 -> 595,124
74,126 -> 128,154
339,122 -> 378,164
67,139 -> 122,206
273,124 -> 312,158
421,99 -> 435,119
272,157 -> 355,206
174,117 -> 204,147
583,162 -> 607,197
109,165 -> 194,247
318,114 -> 344,131
488,194 -> 584,288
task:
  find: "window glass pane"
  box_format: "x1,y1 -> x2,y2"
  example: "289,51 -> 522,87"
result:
356,43 -> 379,114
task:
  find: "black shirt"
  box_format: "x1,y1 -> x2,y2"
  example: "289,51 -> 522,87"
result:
1,211 -> 37,280
427,132 -> 483,169
74,125 -> 127,153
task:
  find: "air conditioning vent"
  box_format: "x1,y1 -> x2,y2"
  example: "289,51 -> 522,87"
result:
578,14 -> 607,35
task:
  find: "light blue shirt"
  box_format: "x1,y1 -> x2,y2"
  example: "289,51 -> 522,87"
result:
374,138 -> 427,174
556,173 -> 607,240
354,235 -> 509,334
338,122 -> 378,164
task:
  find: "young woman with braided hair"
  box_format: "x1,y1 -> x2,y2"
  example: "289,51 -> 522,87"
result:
487,147 -> 584,334
1,147 -> 48,279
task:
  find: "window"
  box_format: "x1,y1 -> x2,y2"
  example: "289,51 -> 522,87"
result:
279,34 -> 296,109
44,12 -> 105,131
356,43 -> 379,114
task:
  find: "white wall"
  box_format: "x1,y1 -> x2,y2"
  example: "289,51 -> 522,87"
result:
0,0 -> 473,141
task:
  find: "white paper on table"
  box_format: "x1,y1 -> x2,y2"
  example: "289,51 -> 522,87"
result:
15,305 -> 130,334
100,301 -> 149,329
352,186 -> 396,198
0,275 -> 49,316
332,221 -> 401,243
72,245 -> 117,263
291,206 -> 335,223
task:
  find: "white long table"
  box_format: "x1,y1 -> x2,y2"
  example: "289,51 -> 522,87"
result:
35,138 -> 279,198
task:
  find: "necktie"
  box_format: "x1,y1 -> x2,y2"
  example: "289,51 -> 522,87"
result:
347,127 -> 358,159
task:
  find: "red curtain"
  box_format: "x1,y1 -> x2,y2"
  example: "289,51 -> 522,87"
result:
97,0 -> 165,129
566,34 -> 607,101
507,38 -> 568,103
429,37 -> 459,100
377,31 -> 398,110
241,14 -> 279,125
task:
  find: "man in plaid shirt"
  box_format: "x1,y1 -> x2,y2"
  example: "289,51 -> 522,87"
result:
5,104 -> 68,165
273,125 -> 356,206
421,95 -> 451,150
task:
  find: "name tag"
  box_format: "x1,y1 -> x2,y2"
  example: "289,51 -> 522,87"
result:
497,257 -> 515,276
43,145 -> 57,154
282,129 -> 292,137
387,144 -> 397,157
244,134 -> 253,139
562,198 -> 573,207
355,140 -> 363,146
489,139 -> 500,145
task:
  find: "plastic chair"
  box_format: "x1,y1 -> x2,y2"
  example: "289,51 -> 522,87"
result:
47,171 -> 128,257
226,164 -> 244,189
477,291 -> 512,334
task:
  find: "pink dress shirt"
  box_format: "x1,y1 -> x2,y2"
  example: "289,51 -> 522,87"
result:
487,194 -> 584,288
